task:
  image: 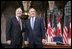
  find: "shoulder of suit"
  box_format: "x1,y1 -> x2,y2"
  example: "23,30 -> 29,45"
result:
36,16 -> 41,19
37,16 -> 43,20
8,16 -> 16,22
10,16 -> 15,19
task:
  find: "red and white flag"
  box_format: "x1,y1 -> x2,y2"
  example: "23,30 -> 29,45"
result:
56,13 -> 62,37
63,22 -> 71,45
56,22 -> 62,37
63,26 -> 68,44
46,19 -> 55,42
68,22 -> 71,46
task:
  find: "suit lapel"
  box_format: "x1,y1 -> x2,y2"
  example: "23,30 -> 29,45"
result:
34,17 -> 37,30
14,17 -> 21,30
28,19 -> 32,30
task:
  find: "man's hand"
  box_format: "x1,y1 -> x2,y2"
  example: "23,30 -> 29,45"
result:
42,39 -> 47,44
24,41 -> 29,45
6,40 -> 11,45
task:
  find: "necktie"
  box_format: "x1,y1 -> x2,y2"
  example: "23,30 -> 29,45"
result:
18,18 -> 22,30
31,17 -> 34,29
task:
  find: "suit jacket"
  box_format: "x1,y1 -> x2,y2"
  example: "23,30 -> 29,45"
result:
25,17 -> 45,44
6,16 -> 23,45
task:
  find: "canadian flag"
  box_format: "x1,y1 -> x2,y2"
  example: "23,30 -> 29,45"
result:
56,13 -> 62,37
56,22 -> 62,37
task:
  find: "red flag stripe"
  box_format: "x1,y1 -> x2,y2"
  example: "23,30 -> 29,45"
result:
63,26 -> 68,44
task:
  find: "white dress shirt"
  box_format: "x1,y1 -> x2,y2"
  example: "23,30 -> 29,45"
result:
30,16 -> 35,29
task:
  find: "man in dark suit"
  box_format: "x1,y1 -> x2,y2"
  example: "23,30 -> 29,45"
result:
24,8 -> 45,48
6,8 -> 23,48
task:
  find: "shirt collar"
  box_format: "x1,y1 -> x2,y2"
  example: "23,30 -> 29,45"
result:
16,16 -> 20,21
